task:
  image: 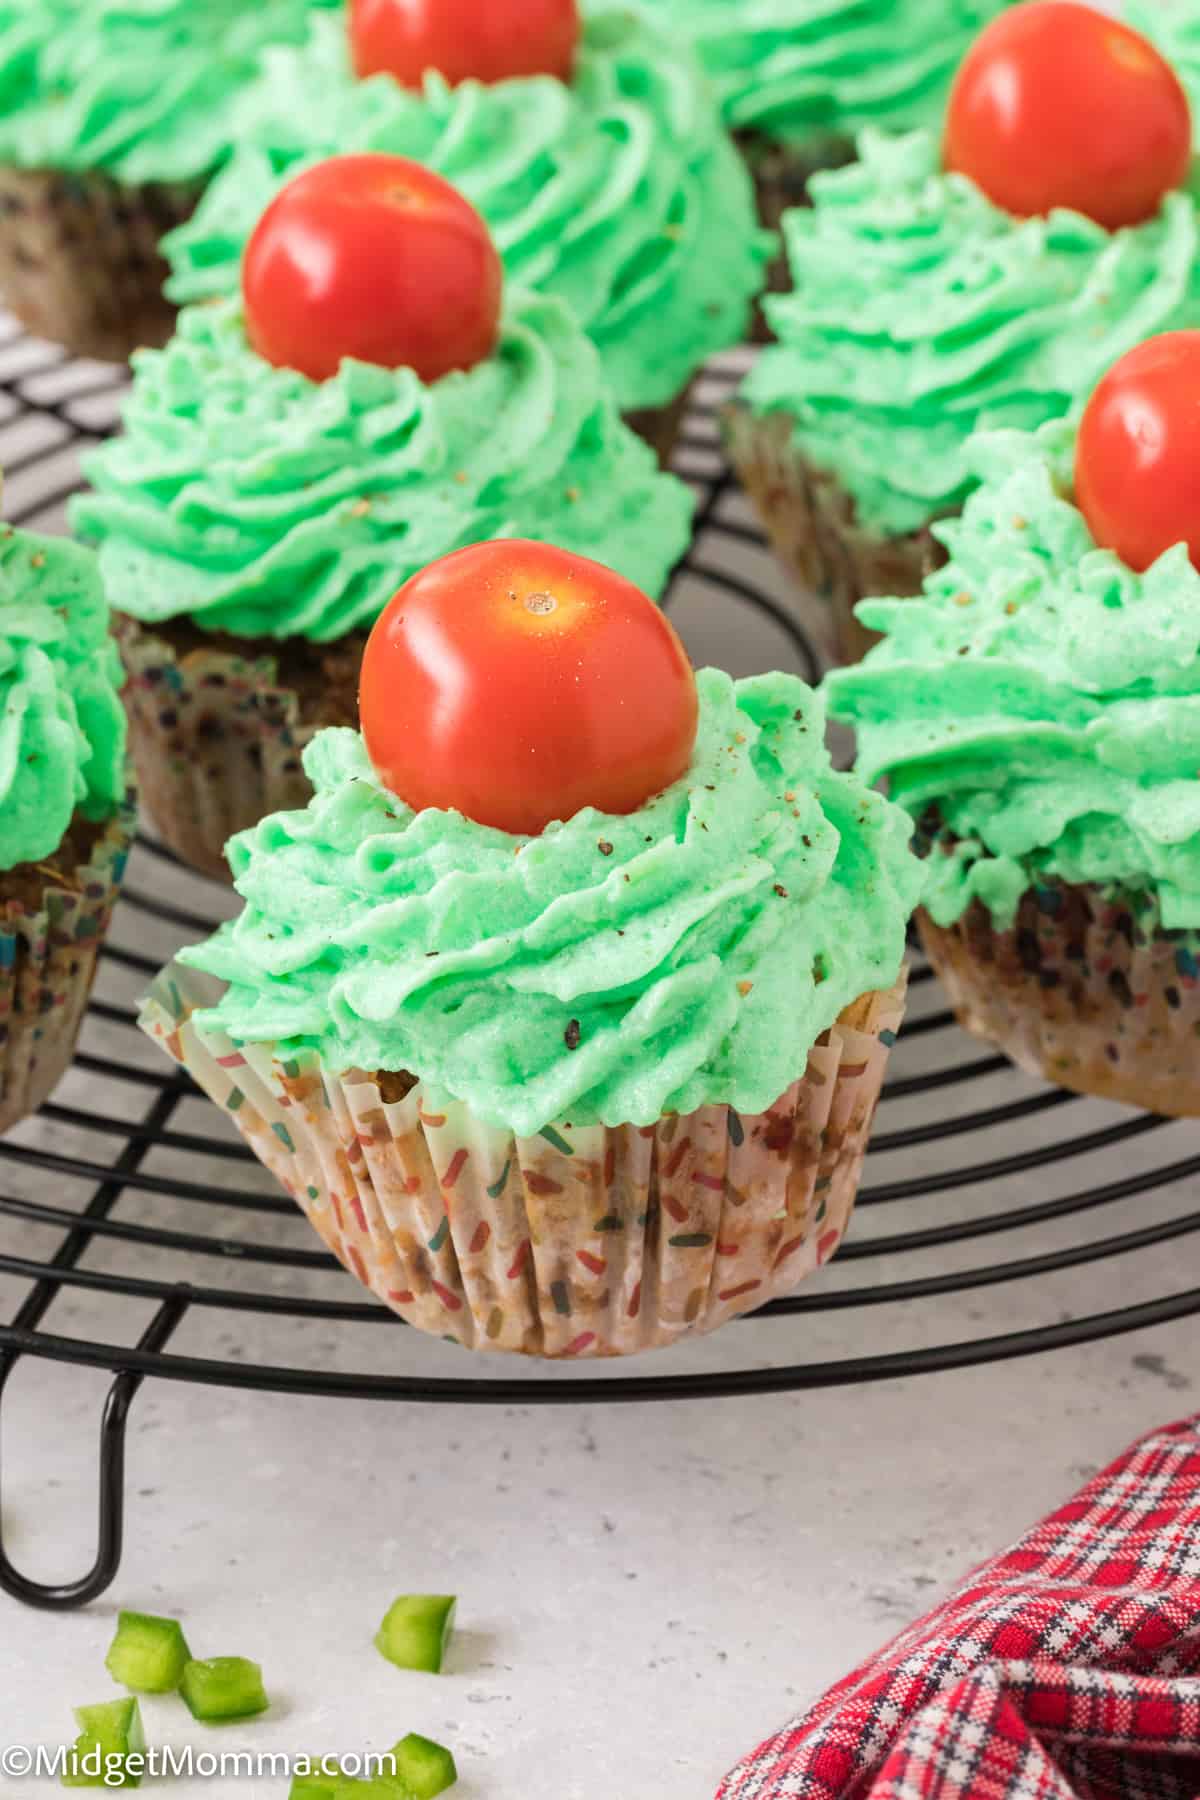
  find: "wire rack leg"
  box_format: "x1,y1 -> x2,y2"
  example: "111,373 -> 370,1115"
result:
0,1293 -> 188,1609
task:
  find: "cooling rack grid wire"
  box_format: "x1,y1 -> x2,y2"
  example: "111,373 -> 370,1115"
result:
0,322 -> 1196,1608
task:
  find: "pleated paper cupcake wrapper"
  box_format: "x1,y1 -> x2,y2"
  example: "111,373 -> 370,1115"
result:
0,167 -> 200,362
723,402 -> 945,666
918,889 -> 1200,1117
0,793 -> 136,1134
117,615 -> 335,883
141,965 -> 907,1358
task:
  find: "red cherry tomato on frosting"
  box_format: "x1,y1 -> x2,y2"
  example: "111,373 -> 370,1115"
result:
944,1 -> 1191,231
243,154 -> 502,385
360,541 -> 699,836
350,0 -> 580,88
1075,332 -> 1200,574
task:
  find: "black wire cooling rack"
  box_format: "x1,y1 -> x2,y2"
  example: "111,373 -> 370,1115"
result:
0,318 -> 1198,1613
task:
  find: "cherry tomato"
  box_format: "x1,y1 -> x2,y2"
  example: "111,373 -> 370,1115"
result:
1075,332 -> 1200,573
351,0 -> 579,88
944,2 -> 1191,231
242,154 -> 502,385
360,541 -> 699,835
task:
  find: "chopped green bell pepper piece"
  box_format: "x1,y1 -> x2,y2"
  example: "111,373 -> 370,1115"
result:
390,1733 -> 457,1798
61,1697 -> 145,1788
374,1596 -> 456,1673
287,1774 -> 341,1799
105,1611 -> 191,1693
180,1656 -> 269,1723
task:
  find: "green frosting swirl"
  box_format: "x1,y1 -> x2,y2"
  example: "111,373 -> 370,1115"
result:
743,129 -> 1200,538
179,669 -> 920,1136
0,526 -> 126,873
162,8 -> 771,413
634,0 -> 1005,146
71,289 -> 693,644
0,0 -> 341,187
827,422 -> 1200,931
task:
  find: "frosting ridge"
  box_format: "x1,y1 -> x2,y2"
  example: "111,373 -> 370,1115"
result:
827,421 -> 1200,929
635,0 -> 1005,145
179,669 -> 921,1135
743,130 -> 1200,538
72,289 -> 694,643
0,526 -> 126,872
163,8 -> 771,412
0,0 -> 341,185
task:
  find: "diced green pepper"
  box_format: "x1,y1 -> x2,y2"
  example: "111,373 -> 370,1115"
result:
287,1773 -> 341,1799
374,1596 -> 456,1674
105,1611 -> 191,1693
61,1697 -> 145,1789
390,1733 -> 457,1798
179,1656 -> 269,1723
290,1754 -> 419,1799
288,1757 -> 354,1799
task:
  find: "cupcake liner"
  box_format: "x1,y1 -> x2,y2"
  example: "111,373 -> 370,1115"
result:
0,167 -> 200,362
116,614 -> 363,882
723,401 -> 946,666
918,886 -> 1200,1117
0,793 -> 136,1134
622,382 -> 695,470
141,965 -> 908,1358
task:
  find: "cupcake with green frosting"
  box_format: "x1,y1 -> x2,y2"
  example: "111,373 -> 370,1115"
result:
0,522 -> 133,1133
72,158 -> 695,883
142,541 -> 918,1357
0,0 -> 341,362
827,408 -> 1200,1117
633,0 -> 1010,288
728,4 -> 1200,666
161,5 -> 772,458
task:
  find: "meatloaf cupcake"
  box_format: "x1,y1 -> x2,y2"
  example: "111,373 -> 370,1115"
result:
161,3 -> 771,461
634,0 -> 1009,259
828,339 -> 1200,1116
0,522 -> 133,1132
142,540 -> 918,1356
0,0 -> 342,360
728,1 -> 1200,664
73,158 -> 694,881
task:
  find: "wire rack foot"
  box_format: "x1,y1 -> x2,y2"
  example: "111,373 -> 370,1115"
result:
0,1294 -> 188,1608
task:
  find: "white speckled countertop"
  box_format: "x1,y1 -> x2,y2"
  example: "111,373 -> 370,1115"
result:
0,342 -> 1196,1799
0,1324 -> 1194,1796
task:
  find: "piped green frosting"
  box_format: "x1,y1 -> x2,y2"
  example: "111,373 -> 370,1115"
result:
179,669 -> 921,1137
743,129 -> 1200,538
634,0 -> 1006,147
0,526 -> 126,873
827,422 -> 1200,931
71,289 -> 694,644
0,0 -> 341,186
162,8 -> 771,413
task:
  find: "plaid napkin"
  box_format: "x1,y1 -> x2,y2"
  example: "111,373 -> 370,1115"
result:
719,1413 -> 1200,1800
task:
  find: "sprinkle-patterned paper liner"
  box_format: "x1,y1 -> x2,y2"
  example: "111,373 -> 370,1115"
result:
0,792 -> 135,1134
0,167 -> 200,362
116,613 -> 352,882
918,883 -> 1200,1117
723,402 -> 946,666
141,965 -> 908,1357
622,382 -> 695,470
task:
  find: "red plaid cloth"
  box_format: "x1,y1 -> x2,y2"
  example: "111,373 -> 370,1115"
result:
719,1413 -> 1200,1800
